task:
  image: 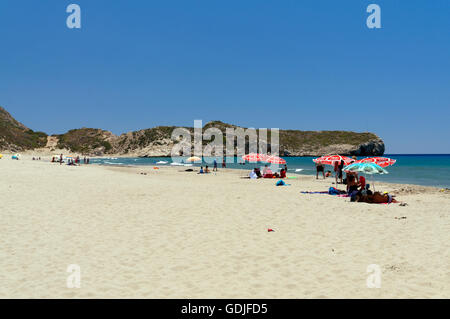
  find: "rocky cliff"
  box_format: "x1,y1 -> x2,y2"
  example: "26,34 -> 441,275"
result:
0,107 -> 384,157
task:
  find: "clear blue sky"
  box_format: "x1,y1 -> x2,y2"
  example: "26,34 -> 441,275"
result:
0,0 -> 449,153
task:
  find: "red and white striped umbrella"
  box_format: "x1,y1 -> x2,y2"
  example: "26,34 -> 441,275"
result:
266,155 -> 286,164
312,155 -> 353,166
356,157 -> 396,168
242,153 -> 268,162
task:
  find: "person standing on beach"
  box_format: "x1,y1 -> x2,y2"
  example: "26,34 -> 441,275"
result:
213,159 -> 218,171
334,161 -> 339,184
316,162 -> 325,179
222,157 -> 226,168
60,154 -> 63,165
338,160 -> 344,183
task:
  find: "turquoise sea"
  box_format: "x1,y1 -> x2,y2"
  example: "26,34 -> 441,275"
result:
90,154 -> 450,188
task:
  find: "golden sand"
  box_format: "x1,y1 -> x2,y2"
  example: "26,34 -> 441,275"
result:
0,155 -> 448,298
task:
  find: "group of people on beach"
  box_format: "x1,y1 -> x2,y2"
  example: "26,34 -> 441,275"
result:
315,156 -> 359,183
197,158 -> 227,173
51,154 -> 90,165
248,164 -> 288,179
314,156 -> 402,204
198,166 -> 210,174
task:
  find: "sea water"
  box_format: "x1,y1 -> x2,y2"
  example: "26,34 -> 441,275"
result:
90,154 -> 450,188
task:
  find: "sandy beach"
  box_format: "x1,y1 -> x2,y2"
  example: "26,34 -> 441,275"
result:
0,154 -> 449,298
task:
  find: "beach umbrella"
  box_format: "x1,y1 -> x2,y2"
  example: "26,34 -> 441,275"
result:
343,162 -> 388,191
242,153 -> 268,162
313,155 -> 352,165
266,155 -> 286,164
186,156 -> 202,162
356,157 -> 396,168
343,162 -> 388,175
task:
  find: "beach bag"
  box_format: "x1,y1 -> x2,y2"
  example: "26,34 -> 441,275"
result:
328,187 -> 339,195
276,180 -> 286,186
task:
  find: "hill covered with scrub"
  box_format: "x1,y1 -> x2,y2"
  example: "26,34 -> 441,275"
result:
0,107 -> 384,156
0,106 -> 47,151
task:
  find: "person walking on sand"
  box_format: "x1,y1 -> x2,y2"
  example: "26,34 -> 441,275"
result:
213,159 -> 218,172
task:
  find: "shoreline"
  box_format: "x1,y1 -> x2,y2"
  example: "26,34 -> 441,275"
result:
1,152 -> 448,190
99,163 -> 445,194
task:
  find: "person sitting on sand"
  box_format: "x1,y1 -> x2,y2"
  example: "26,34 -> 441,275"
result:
254,168 -> 262,178
359,176 -> 366,191
346,175 -> 359,195
361,184 -> 373,196
249,169 -> 257,179
346,170 -> 358,182
325,170 -> 332,178
198,166 -> 204,174
280,169 -> 286,178
316,162 -> 325,179
205,165 -> 210,173
263,167 -> 273,178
